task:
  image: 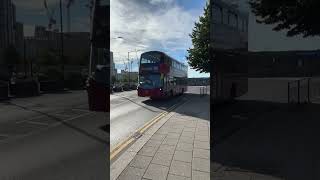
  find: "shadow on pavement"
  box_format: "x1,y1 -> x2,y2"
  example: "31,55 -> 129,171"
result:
212,99 -> 320,179
142,92 -> 210,121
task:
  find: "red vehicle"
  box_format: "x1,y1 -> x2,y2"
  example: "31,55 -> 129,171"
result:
137,51 -> 188,99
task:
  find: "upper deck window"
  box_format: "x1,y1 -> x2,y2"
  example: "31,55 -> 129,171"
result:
212,4 -> 222,23
141,53 -> 161,64
228,11 -> 238,28
239,18 -> 244,31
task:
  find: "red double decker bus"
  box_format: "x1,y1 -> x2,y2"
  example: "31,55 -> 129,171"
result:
137,51 -> 188,99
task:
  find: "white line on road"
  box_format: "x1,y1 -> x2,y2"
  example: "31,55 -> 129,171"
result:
0,134 -> 10,138
26,121 -> 49,126
15,115 -> 47,124
111,97 -> 141,108
0,112 -> 94,145
71,108 -> 91,113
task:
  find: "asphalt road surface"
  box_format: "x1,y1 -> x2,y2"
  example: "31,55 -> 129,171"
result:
0,90 -> 109,179
110,86 -> 207,151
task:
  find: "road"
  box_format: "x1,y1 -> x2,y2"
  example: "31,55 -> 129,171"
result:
110,86 -> 207,151
0,90 -> 109,179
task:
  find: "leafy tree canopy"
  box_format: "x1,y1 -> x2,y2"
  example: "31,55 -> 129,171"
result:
249,0 -> 320,37
186,3 -> 210,73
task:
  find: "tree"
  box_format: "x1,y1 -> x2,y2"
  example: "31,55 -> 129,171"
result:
3,45 -> 21,65
186,3 -> 210,73
37,50 -> 58,65
249,0 -> 320,37
111,76 -> 116,84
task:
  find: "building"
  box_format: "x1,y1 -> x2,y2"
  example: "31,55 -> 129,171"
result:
0,0 -> 16,58
211,0 -> 248,51
25,28 -> 90,63
15,22 -> 24,56
188,78 -> 210,86
117,70 -> 138,84
248,50 -> 320,77
110,51 -> 117,84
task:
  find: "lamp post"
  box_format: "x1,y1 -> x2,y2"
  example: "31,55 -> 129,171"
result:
23,38 -> 27,78
59,0 -> 64,84
127,49 -> 141,86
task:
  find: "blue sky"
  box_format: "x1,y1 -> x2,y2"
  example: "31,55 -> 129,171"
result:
110,0 -> 210,78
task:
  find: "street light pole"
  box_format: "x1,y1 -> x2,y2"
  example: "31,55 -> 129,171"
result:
59,0 -> 64,83
23,38 -> 27,78
128,52 -> 130,86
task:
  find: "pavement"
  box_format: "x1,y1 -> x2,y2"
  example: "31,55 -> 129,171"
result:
212,77 -> 320,180
110,87 -> 202,151
0,90 -> 109,179
111,87 -> 210,180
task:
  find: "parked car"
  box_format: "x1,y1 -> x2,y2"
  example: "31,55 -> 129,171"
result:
130,84 -> 137,90
113,84 -> 123,92
122,84 -> 131,91
110,85 -> 113,94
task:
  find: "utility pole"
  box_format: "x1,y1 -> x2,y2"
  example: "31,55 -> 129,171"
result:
59,0 -> 64,83
23,38 -> 27,78
128,52 -> 130,86
131,61 -> 133,84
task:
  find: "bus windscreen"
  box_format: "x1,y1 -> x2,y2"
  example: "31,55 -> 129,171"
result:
140,53 -> 161,64
139,74 -> 162,89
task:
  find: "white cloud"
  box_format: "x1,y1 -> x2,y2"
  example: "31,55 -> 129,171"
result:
110,0 -> 202,64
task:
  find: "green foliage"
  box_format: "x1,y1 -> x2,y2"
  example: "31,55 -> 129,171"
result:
37,50 -> 58,65
46,67 -> 63,81
111,76 -> 116,84
249,0 -> 320,37
65,71 -> 84,89
186,3 -> 210,73
3,45 -> 21,65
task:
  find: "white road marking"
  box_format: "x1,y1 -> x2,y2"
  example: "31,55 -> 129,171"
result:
15,115 -> 47,124
0,134 -> 9,138
71,108 -> 91,113
26,121 -> 49,126
0,112 -> 94,144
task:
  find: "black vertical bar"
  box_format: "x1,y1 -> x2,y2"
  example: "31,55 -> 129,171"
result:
59,0 -> 64,82
298,80 -> 300,104
23,39 -> 26,78
288,82 -> 290,104
308,78 -> 310,103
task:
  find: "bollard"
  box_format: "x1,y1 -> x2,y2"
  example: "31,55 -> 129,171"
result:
308,78 -> 310,103
298,80 -> 300,104
288,82 -> 290,104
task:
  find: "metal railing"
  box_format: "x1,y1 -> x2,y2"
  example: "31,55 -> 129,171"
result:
288,77 -> 320,104
200,86 -> 209,96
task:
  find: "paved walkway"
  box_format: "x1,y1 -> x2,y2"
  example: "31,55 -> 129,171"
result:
113,94 -> 210,180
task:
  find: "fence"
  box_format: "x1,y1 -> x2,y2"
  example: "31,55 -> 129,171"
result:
200,86 -> 209,96
288,77 -> 320,104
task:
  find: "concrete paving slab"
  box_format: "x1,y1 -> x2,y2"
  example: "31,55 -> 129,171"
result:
169,160 -> 192,178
